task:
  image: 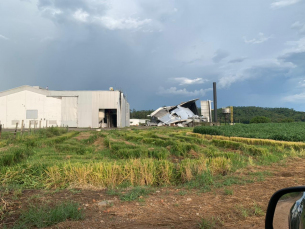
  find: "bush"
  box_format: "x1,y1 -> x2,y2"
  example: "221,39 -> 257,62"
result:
14,201 -> 83,228
37,127 -> 68,138
193,126 -> 223,136
0,147 -> 33,167
250,116 -> 270,124
280,118 -> 294,123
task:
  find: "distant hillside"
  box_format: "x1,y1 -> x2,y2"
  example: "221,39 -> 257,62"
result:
215,107 -> 305,124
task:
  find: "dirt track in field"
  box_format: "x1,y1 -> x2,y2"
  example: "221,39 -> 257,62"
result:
273,197 -> 299,229
2,157 -> 305,229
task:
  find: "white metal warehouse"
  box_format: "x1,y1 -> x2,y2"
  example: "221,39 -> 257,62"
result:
0,85 -> 130,129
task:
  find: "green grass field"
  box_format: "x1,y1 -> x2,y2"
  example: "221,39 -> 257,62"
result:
194,122 -> 305,141
1,126 -> 304,190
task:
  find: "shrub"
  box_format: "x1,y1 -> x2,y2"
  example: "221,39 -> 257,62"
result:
81,133 -> 99,144
250,116 -> 270,124
208,157 -> 231,175
41,132 -> 79,146
14,201 -> 83,228
0,147 -> 33,167
280,118 -> 294,123
193,126 -> 223,136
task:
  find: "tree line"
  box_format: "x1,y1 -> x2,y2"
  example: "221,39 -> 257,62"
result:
214,106 -> 305,123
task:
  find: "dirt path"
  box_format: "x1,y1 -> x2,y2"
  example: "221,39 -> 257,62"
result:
73,132 -> 92,140
273,197 -> 300,229
2,157 -> 305,229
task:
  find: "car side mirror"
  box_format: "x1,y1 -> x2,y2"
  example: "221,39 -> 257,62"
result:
265,186 -> 305,229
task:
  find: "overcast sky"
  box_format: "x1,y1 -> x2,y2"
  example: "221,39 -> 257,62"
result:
1,0 -> 305,111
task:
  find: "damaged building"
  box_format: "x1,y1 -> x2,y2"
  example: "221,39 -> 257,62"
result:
148,99 -> 208,127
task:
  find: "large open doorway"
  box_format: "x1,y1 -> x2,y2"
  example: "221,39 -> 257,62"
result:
99,109 -> 117,128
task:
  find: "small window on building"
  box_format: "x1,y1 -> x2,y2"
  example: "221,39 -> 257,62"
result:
26,110 -> 38,119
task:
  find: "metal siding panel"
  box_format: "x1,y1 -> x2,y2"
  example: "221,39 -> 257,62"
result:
44,97 -> 62,127
120,94 -> 126,128
126,103 -> 130,127
78,92 -> 93,128
61,97 -> 78,127
49,91 -> 93,128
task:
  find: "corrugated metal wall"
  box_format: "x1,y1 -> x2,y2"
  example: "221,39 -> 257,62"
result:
126,103 -> 130,127
61,97 -> 78,127
49,91 -> 93,128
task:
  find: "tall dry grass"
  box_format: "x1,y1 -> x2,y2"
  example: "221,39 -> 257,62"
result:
188,132 -> 305,151
44,158 -> 211,188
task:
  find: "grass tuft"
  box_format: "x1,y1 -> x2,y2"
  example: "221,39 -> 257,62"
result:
13,201 -> 83,228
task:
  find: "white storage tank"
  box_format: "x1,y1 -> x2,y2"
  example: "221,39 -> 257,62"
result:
222,107 -> 231,114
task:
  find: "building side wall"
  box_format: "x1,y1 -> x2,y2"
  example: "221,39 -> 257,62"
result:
126,103 -> 130,127
61,97 -> 78,127
48,91 -> 93,128
0,90 -> 61,128
120,93 -> 126,127
44,97 -> 62,127
6,91 -> 26,128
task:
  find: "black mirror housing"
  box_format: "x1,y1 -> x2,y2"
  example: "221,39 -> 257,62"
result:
266,186 -> 305,229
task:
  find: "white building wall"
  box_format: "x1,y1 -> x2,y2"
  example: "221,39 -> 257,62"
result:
130,119 -> 148,126
6,91 -> 26,128
120,93 -> 126,127
61,97 -> 78,127
126,103 -> 130,127
0,96 -> 6,127
0,90 -> 62,128
44,97 -> 62,127
48,91 -> 93,128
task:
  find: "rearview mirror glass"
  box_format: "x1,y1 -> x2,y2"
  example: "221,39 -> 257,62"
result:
274,192 -> 305,229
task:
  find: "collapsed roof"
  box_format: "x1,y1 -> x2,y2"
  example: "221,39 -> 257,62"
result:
149,99 -> 200,125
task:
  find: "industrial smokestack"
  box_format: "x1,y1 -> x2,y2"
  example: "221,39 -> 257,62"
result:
213,82 -> 217,123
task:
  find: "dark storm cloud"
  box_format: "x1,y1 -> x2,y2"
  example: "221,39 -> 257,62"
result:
228,57 -> 247,64
38,0 -> 87,11
212,50 -> 229,63
280,51 -> 305,68
245,65 -> 290,79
